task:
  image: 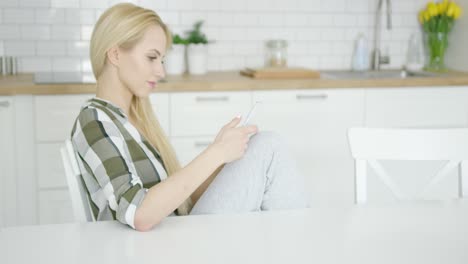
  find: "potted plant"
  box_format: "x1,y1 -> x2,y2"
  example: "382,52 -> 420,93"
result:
165,34 -> 188,75
185,21 -> 211,75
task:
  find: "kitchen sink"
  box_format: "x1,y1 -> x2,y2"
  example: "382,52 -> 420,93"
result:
320,69 -> 444,80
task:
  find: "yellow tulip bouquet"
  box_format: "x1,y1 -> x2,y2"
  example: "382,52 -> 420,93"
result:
418,0 -> 463,71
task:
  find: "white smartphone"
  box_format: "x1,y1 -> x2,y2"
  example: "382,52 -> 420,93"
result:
241,101 -> 261,126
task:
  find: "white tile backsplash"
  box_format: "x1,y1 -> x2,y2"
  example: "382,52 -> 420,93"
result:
139,0 -> 167,10
80,25 -> 94,40
193,0 -> 219,12
65,9 -> 96,25
21,25 -> 51,40
3,9 -> 35,24
284,14 -> 308,27
0,0 -> 19,8
50,0 -> 79,8
37,41 -> 66,56
19,0 -> 49,8
79,0 -> 108,9
52,57 -> 81,71
0,25 -> 20,39
218,27 -> 246,41
258,13 -> 284,27
4,40 -> 35,56
67,41 -> 89,56
218,0 -> 247,12
0,0 -> 426,73
19,57 -> 52,72
233,13 -> 258,26
307,14 -> 333,27
51,25 -> 81,40
35,9 -> 66,24
81,58 -> 92,72
158,11 -> 179,26
167,0 -> 195,11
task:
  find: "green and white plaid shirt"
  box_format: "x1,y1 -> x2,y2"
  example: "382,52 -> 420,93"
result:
71,97 -> 173,229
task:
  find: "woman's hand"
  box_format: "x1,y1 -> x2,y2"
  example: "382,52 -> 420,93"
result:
211,116 -> 258,163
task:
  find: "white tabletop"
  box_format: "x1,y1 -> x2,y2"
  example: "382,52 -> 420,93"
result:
2,203 -> 468,264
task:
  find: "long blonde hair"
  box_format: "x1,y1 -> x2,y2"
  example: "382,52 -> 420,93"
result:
90,3 -> 192,215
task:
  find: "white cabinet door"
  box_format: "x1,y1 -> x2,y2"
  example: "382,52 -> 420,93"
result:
364,86 -> 468,203
170,136 -> 214,167
38,189 -> 74,225
35,94 -> 94,142
366,86 -> 468,128
37,143 -> 68,189
0,97 -> 16,227
252,89 -> 365,207
170,91 -> 252,137
150,93 -> 170,136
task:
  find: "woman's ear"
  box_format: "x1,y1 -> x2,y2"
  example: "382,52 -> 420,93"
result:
106,46 -> 120,67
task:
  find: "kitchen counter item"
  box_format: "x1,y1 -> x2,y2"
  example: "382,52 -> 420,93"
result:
405,32 -> 424,71
351,33 -> 370,71
264,39 -> 288,67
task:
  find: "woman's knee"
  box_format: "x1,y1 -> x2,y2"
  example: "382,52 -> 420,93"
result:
249,131 -> 285,148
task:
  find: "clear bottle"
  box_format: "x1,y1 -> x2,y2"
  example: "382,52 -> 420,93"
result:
264,39 -> 288,67
351,33 -> 370,71
405,32 -> 424,72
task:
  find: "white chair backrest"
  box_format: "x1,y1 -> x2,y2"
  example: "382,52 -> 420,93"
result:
61,139 -> 94,222
348,127 -> 468,204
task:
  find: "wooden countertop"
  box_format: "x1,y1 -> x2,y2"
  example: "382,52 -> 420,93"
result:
2,71 -> 468,95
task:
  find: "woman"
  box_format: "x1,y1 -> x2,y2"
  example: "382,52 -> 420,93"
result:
71,3 -> 308,232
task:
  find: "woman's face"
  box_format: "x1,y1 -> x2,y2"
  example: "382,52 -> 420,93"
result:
118,25 -> 167,98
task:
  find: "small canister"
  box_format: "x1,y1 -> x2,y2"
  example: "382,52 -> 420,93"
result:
264,39 -> 288,67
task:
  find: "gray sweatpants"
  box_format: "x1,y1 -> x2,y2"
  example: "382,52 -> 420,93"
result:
190,131 -> 309,215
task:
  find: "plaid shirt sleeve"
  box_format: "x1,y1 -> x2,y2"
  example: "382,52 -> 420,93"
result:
72,106 -> 147,229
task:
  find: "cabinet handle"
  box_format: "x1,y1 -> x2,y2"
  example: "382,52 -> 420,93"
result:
0,101 -> 10,108
194,141 -> 211,148
295,94 -> 328,100
195,96 -> 229,102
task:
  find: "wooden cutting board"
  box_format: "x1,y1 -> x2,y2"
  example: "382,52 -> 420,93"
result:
240,67 -> 321,79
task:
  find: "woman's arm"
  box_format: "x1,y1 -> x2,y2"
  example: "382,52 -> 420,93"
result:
134,144 -> 225,231
191,164 -> 225,205
134,117 -> 257,231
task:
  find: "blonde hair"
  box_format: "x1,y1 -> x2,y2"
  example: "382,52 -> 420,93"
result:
90,3 -> 192,215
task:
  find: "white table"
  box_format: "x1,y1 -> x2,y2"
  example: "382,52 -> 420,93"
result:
1,204 -> 468,264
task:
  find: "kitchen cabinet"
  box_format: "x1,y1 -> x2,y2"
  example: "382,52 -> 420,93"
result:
252,89 -> 366,207
0,97 -> 16,228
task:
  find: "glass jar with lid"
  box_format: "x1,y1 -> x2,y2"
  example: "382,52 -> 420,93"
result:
264,39 -> 288,67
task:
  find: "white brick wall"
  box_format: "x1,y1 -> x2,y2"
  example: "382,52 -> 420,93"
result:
0,0 -> 428,73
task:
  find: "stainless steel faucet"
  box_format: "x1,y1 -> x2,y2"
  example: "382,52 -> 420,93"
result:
371,0 -> 392,70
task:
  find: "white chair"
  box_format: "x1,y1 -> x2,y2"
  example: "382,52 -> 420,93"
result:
61,139 -> 94,222
348,127 -> 468,204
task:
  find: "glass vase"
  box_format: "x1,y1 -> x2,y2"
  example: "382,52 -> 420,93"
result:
424,32 -> 449,72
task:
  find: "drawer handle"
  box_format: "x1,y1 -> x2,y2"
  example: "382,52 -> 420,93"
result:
296,94 -> 328,100
194,141 -> 212,148
0,101 -> 10,108
195,96 -> 229,102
